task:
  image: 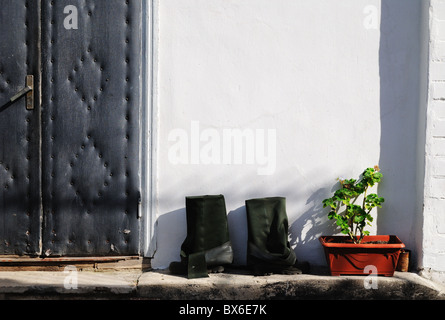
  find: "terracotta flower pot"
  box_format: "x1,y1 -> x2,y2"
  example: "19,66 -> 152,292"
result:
396,249 -> 411,272
319,235 -> 405,276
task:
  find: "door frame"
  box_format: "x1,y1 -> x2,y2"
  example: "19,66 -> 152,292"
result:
142,0 -> 157,258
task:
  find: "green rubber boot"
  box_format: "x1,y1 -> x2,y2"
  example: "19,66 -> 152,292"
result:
169,195 -> 233,279
245,197 -> 302,276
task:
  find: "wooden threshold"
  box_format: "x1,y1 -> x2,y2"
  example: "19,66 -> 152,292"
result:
0,255 -> 151,271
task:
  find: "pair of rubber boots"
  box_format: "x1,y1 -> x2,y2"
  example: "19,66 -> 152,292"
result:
169,195 -> 309,279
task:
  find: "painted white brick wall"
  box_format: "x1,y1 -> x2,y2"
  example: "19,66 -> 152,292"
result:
436,0 -> 445,16
431,157 -> 445,176
432,41 -> 445,60
423,0 -> 445,281
432,120 -> 445,136
430,62 -> 445,80
433,20 -> 445,41
431,83 -> 445,100
430,134 -> 445,155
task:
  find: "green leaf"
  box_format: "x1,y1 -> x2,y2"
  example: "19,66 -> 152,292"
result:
323,167 -> 384,237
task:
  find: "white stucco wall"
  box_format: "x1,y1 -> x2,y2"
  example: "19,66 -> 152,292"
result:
149,0 -> 427,270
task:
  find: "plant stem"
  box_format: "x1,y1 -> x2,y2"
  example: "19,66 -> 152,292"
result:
358,232 -> 365,244
362,186 -> 368,211
348,231 -> 356,244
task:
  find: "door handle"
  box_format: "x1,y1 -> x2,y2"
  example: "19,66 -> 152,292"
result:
9,75 -> 34,110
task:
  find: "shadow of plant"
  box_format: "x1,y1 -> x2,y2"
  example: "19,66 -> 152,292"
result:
289,186 -> 338,268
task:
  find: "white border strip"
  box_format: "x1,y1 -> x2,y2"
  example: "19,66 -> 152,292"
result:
142,0 -> 159,257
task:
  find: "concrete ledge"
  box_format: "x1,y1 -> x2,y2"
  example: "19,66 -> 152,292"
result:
0,270 -> 140,299
138,269 -> 445,300
0,268 -> 444,300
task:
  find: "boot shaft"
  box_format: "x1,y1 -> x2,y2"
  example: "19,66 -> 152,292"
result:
182,194 -> 231,254
245,197 -> 296,266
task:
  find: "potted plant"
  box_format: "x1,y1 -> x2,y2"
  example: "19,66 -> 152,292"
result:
319,166 -> 405,276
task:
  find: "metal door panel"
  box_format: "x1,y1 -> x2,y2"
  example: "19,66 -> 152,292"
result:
41,0 -> 142,256
0,0 -> 42,255
0,0 -> 141,257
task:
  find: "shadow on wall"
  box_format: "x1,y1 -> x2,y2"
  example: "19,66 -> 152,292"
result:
149,208 -> 187,269
150,205 -> 250,268
227,206 -> 248,266
289,187 -> 338,265
227,198 -> 334,267
377,0 -> 424,266
150,189 -> 337,269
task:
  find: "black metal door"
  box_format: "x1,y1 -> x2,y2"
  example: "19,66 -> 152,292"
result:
0,0 -> 41,255
0,0 -> 142,256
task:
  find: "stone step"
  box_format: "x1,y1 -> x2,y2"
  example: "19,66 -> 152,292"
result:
0,268 -> 444,300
